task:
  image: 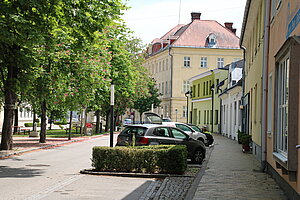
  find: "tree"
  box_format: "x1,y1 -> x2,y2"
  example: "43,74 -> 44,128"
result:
133,78 -> 161,122
0,0 -> 126,149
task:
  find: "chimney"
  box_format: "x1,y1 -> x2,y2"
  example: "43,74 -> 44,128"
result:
191,12 -> 201,21
224,22 -> 236,34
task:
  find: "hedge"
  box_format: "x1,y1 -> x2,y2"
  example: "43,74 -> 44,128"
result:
92,145 -> 187,174
24,123 -> 41,127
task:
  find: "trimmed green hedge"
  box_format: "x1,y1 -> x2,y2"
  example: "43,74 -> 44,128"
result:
53,121 -> 68,125
24,123 -> 41,127
92,145 -> 187,174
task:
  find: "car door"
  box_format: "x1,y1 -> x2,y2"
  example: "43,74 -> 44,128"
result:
169,127 -> 193,154
151,127 -> 176,145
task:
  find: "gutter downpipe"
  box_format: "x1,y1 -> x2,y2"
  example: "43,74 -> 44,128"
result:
261,0 -> 270,172
168,45 -> 173,119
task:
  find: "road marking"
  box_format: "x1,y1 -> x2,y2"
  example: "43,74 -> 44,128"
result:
24,174 -> 83,200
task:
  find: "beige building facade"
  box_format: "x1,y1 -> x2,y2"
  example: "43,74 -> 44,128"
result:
144,13 -> 243,123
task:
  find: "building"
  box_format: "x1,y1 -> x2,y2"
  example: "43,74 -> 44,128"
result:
240,0 -> 266,162
188,67 -> 228,133
144,12 -> 243,123
241,0 -> 300,198
219,60 -> 243,140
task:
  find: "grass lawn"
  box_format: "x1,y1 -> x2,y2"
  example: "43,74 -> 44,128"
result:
12,129 -> 107,138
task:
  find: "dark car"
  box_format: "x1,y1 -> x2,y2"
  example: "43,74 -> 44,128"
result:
188,124 -> 214,146
116,124 -> 206,164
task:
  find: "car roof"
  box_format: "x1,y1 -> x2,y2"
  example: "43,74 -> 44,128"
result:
124,124 -> 163,128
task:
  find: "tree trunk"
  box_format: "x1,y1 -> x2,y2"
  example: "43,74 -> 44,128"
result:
95,110 -> 100,134
13,108 -> 19,134
80,109 -> 84,136
1,45 -> 18,150
40,101 -> 47,143
68,111 -> 73,140
84,110 -> 88,136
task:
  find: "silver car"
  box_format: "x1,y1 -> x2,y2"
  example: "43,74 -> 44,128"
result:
162,122 -> 209,146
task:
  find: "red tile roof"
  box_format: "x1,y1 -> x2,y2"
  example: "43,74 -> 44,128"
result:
150,19 -> 240,51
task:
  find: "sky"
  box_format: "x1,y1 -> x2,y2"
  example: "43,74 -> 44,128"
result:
122,0 -> 247,44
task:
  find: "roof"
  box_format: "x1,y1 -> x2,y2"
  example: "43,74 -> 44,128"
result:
149,18 -> 240,55
172,20 -> 240,49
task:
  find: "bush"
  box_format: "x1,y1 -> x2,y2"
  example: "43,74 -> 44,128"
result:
54,120 -> 67,125
240,134 -> 251,145
24,123 -> 41,127
92,145 -> 187,174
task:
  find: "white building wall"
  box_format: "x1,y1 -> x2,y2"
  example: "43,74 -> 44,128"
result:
220,88 -> 243,141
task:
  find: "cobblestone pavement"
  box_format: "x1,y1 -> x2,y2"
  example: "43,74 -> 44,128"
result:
139,176 -> 194,200
192,133 -> 288,200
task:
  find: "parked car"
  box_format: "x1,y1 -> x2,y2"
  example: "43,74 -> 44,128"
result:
187,124 -> 214,146
123,118 -> 132,125
116,124 -> 206,164
162,117 -> 172,122
162,122 -> 209,146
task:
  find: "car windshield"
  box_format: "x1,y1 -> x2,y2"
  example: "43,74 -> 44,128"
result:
190,125 -> 202,132
121,126 -> 147,136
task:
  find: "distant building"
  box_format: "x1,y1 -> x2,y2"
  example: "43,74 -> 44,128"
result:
188,67 -> 228,133
219,60 -> 243,140
144,12 -> 243,122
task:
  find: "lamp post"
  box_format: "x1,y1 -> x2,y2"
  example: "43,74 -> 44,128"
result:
110,82 -> 114,147
175,108 -> 178,122
185,90 -> 191,123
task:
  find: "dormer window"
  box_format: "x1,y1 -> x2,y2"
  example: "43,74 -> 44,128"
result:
207,34 -> 217,48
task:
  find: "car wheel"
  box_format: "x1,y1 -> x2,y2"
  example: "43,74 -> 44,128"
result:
192,149 -> 204,164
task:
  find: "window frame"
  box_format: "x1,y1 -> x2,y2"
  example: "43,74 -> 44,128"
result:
184,56 -> 191,68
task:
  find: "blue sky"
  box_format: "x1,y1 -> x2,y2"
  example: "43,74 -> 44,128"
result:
122,0 -> 247,44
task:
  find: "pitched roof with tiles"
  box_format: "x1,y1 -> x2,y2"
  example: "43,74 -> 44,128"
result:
148,14 -> 240,55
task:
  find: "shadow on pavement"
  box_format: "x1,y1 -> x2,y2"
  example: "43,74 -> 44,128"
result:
122,180 -> 154,200
0,165 -> 44,178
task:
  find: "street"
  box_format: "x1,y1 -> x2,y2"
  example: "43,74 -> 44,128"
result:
0,135 -> 155,200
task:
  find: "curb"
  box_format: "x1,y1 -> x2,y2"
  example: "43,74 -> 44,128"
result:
80,169 -> 195,179
0,134 -> 105,159
184,145 -> 214,200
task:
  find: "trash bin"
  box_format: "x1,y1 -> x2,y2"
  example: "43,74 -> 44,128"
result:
86,123 -> 93,136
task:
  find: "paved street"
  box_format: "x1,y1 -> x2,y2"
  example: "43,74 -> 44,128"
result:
192,133 -> 287,200
0,135 -> 155,200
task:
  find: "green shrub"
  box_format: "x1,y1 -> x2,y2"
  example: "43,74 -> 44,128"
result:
24,123 -> 41,127
54,120 -> 67,125
240,134 -> 251,145
92,145 -> 187,174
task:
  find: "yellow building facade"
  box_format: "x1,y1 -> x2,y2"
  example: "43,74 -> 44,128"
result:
144,13 -> 243,123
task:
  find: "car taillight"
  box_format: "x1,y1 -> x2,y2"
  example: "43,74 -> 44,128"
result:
138,137 -> 149,145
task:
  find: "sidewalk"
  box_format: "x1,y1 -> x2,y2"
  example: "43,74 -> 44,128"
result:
0,135 -> 104,159
191,133 -> 287,200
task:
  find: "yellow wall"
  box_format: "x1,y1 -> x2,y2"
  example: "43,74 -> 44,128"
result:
144,47 -> 242,122
241,0 -> 265,147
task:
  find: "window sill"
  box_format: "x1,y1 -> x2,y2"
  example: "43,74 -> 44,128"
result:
273,152 -> 287,164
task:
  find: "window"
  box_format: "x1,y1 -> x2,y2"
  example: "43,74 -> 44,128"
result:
158,83 -> 161,94
166,59 -> 169,70
204,110 -> 206,124
162,82 -> 164,95
203,82 -> 206,96
159,62 -> 161,72
198,111 -> 201,124
184,56 -> 191,68
207,34 -> 217,47
275,55 -> 289,156
165,81 -> 168,94
183,81 -> 190,93
162,60 -> 165,71
200,57 -> 207,68
198,84 -> 200,97
154,127 -> 170,137
215,110 -> 218,125
176,124 -> 192,133
217,58 -> 224,68
171,128 -> 187,139
183,106 -> 187,118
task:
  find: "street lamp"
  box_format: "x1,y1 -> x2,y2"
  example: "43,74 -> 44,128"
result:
175,108 -> 178,122
110,81 -> 114,147
185,90 -> 192,123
